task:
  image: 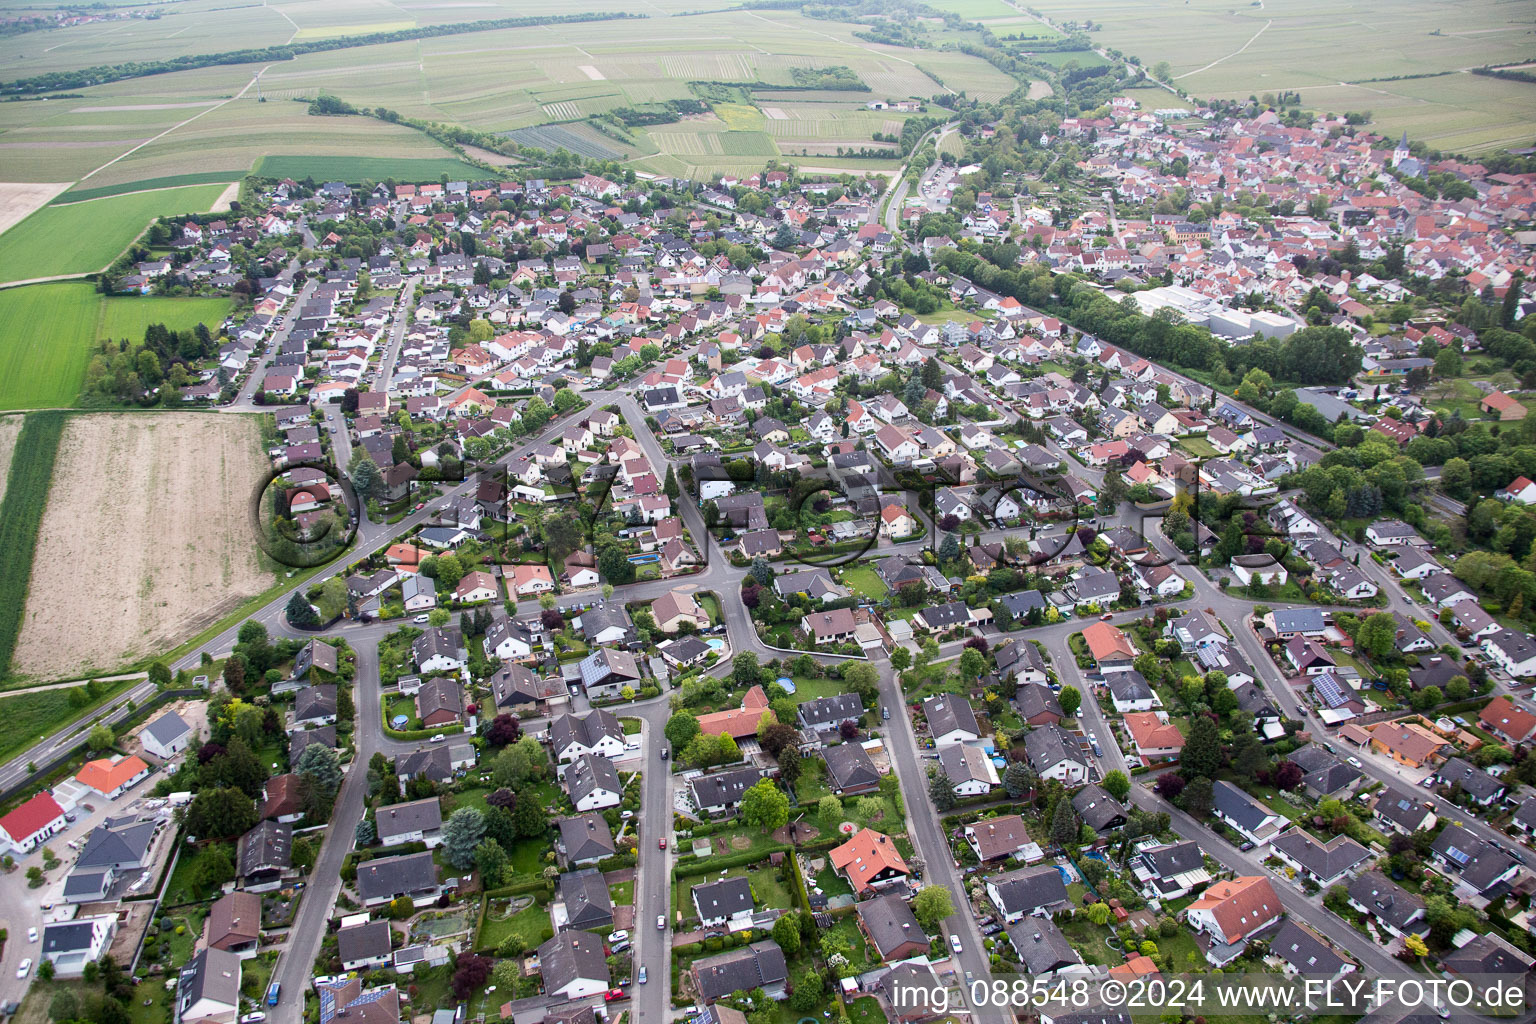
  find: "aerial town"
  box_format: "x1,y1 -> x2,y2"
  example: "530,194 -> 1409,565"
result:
0,15 -> 1535,1024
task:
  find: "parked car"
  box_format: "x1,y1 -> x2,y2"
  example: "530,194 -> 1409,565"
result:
15,961 -> 29,979
948,934 -> 962,953
637,967 -> 647,985
413,614 -> 430,624
603,990 -> 625,1003
657,915 -> 666,930
607,931 -> 629,945
658,837 -> 667,850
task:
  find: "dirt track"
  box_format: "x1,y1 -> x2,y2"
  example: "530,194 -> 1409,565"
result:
0,182 -> 72,236
0,415 -> 22,506
13,413 -> 273,680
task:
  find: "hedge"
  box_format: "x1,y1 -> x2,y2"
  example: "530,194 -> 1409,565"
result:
378,694 -> 466,741
672,846 -> 790,878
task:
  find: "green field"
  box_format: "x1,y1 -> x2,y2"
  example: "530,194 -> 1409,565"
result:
0,285 -> 102,410
253,154 -> 487,183
99,293 -> 233,344
0,412 -> 66,680
0,184 -> 228,284
59,172 -> 245,204
0,284 -> 231,412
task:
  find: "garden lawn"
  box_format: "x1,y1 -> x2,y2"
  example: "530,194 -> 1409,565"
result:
476,900 -> 551,952
1154,926 -> 1207,973
784,676 -> 859,705
847,997 -> 884,1024
821,914 -> 872,972
840,566 -> 887,599
1056,914 -> 1120,968
812,861 -> 853,898
698,593 -> 722,624
128,980 -> 173,1024
163,842 -> 235,906
0,184 -> 229,282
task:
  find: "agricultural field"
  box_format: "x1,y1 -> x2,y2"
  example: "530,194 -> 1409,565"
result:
0,283 -> 231,412
0,4 -> 1020,189
12,412 -> 274,681
0,183 -> 227,284
252,154 -> 486,182
0,284 -> 102,410
1027,0 -> 1536,153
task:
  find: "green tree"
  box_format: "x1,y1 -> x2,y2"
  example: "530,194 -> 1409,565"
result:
1003,761 -> 1034,799
286,590 -> 320,629
1354,612 -> 1398,660
1050,794 -> 1079,847
441,807 -> 488,870
295,743 -> 343,795
928,767 -> 956,812
475,838 -> 511,888
818,795 -> 844,831
1058,685 -> 1081,718
185,787 -> 257,840
88,724 -> 115,753
192,846 -> 235,893
912,885 -> 954,929
958,647 -> 985,683
665,711 -> 701,750
1181,716 -> 1222,780
740,778 -> 790,832
1086,902 -> 1112,926
1101,769 -> 1130,802
772,913 -> 801,955
1180,776 -> 1215,817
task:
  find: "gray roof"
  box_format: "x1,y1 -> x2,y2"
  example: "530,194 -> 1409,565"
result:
855,895 -> 924,957
689,767 -> 765,810
692,940 -> 788,1001
797,693 -> 865,730
396,746 -> 453,784
1106,671 -> 1154,703
565,753 -> 621,804
42,919 -> 103,956
558,814 -> 615,863
337,920 -> 393,964
142,711 -> 192,748
1272,608 -> 1326,634
1346,871 -> 1425,934
550,709 -> 624,756
1271,829 -> 1370,880
823,743 -> 881,792
559,868 -> 613,928
1374,787 -> 1436,831
1431,823 -> 1518,892
937,743 -> 993,788
537,931 -> 609,993
1015,683 -> 1063,722
1024,723 -> 1083,775
691,875 -> 754,920
355,851 -> 438,904
1212,780 -> 1279,834
579,606 -> 633,643
374,797 -> 443,843
989,864 -> 1069,917
1071,785 -> 1125,831
411,627 -> 464,665
922,695 -> 979,739
179,948 -> 242,1012
1436,757 -> 1506,803
237,819 -> 291,876
1268,919 -> 1349,976
1140,840 -> 1202,879
75,819 -> 156,870
1005,916 -> 1082,974
1442,932 -> 1531,974
295,684 -> 337,721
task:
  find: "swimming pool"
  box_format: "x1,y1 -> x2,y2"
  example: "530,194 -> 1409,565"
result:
706,639 -> 725,651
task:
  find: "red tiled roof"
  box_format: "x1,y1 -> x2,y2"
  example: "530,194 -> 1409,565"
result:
0,792 -> 64,842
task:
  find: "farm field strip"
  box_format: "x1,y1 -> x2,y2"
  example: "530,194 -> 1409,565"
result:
0,411 -> 65,680
0,416 -> 21,509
